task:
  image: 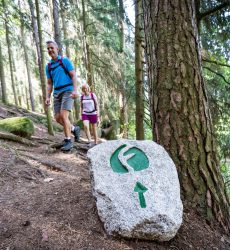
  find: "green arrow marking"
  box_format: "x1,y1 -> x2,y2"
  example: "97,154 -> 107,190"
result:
134,182 -> 148,208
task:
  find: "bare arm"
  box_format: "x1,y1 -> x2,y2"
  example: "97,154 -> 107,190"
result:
45,78 -> 53,105
94,94 -> 100,121
69,70 -> 78,98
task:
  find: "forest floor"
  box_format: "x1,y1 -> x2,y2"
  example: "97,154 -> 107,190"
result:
0,103 -> 229,250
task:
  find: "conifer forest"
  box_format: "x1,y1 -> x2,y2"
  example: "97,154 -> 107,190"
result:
0,0 -> 230,246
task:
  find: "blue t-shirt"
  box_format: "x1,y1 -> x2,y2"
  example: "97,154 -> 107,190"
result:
45,55 -> 74,94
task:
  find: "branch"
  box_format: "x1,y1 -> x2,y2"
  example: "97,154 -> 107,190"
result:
203,66 -> 230,85
203,58 -> 230,68
144,118 -> 151,128
198,1 -> 230,20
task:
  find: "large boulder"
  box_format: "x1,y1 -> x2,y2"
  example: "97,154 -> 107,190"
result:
0,117 -> 34,138
87,140 -> 183,241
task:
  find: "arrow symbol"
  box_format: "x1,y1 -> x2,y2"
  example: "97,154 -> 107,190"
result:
134,182 -> 148,208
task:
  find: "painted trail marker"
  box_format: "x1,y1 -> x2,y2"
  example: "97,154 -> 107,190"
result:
110,144 -> 149,208
134,182 -> 148,208
88,140 -> 183,241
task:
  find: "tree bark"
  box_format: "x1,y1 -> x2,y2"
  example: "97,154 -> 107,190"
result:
19,1 -> 35,111
35,0 -> 54,135
0,42 -> 7,104
3,0 -> 18,106
81,0 -> 93,87
135,0 -> 145,140
52,0 -> 62,55
142,0 -> 229,230
60,0 -> 70,58
118,0 -> 128,138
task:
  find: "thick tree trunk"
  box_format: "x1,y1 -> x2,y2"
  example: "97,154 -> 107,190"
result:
143,0 -> 229,230
20,1 -> 35,111
35,0 -> 54,135
135,0 -> 145,140
0,42 -> 7,104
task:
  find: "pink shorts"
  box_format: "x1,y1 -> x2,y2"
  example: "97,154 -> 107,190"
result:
82,114 -> 97,124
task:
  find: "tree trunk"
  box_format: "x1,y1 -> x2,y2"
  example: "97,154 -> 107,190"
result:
35,0 -> 54,135
142,0 -> 229,230
52,0 -> 62,55
3,0 -> 18,106
19,1 -> 35,111
25,86 -> 30,110
60,0 -> 70,58
0,42 -> 7,104
135,0 -> 145,140
81,0 -> 93,88
118,0 -> 128,138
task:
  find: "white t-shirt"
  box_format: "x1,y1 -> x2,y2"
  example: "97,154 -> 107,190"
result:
81,93 -> 97,115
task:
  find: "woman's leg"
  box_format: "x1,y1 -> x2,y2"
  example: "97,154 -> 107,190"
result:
83,120 -> 91,143
92,123 -> 98,144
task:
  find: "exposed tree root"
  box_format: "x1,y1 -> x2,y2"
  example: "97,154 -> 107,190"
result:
19,153 -> 67,172
0,131 -> 38,147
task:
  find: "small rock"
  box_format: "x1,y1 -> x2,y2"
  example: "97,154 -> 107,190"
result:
44,178 -> 54,182
42,230 -> 49,241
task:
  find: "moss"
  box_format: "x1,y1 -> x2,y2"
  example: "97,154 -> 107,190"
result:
0,117 -> 34,138
206,207 -> 214,221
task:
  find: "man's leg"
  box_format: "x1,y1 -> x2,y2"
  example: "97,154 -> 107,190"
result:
58,91 -> 74,151
60,91 -> 75,137
60,109 -> 72,138
55,113 -> 63,126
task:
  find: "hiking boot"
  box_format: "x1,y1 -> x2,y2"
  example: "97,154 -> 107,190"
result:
72,125 -> 81,142
61,139 -> 73,151
55,139 -> 66,149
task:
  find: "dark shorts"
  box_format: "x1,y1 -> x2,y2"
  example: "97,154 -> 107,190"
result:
53,91 -> 74,115
82,114 -> 97,124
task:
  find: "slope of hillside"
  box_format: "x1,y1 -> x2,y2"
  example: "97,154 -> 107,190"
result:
0,103 -> 229,250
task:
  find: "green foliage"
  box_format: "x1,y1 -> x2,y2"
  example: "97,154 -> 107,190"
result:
200,1 -> 230,192
200,0 -> 230,58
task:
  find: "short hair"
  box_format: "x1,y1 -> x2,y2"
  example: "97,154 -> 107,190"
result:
46,40 -> 58,48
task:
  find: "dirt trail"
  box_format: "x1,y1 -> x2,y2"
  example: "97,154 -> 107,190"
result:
0,105 -> 229,250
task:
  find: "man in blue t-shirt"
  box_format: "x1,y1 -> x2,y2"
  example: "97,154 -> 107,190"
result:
45,40 -> 80,151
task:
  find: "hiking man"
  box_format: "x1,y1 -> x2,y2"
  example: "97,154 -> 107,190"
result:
45,40 -> 80,151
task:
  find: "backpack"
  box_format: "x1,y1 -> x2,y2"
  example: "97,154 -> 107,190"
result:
47,56 -> 73,91
81,93 -> 97,113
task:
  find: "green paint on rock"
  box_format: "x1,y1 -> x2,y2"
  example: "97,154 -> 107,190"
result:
110,144 -> 129,173
124,147 -> 149,171
134,182 -> 148,208
110,145 -> 149,173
